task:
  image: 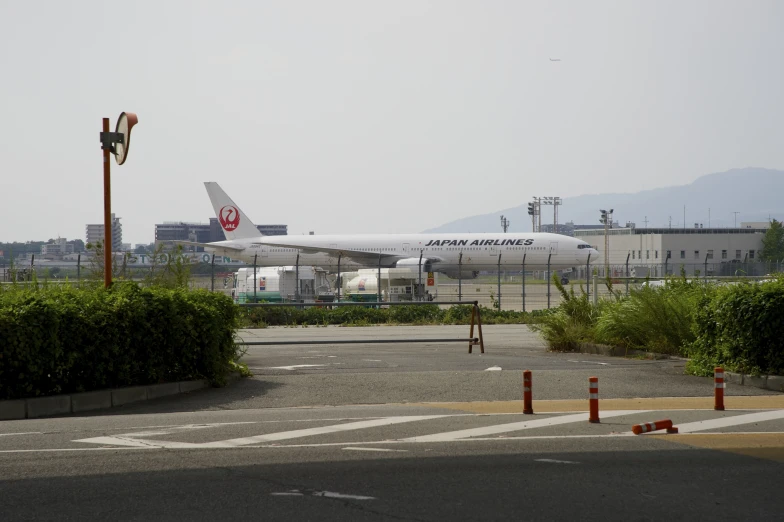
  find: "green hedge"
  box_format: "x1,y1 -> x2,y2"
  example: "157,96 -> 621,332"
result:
688,278 -> 784,376
240,304 -> 534,328
0,283 -> 241,400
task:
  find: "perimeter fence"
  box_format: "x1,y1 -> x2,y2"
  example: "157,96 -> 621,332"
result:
2,254 -> 781,312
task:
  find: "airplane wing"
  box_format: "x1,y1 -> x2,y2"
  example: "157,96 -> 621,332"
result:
255,240 -> 444,265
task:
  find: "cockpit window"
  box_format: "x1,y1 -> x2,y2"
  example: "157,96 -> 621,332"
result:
577,244 -> 592,249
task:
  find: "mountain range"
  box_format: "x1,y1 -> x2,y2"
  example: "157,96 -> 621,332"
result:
422,168 -> 782,233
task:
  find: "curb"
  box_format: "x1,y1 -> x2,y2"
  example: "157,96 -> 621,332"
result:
577,343 -> 783,393
0,378 -> 214,421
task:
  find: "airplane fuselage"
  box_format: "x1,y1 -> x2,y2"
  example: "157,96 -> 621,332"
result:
204,232 -> 597,271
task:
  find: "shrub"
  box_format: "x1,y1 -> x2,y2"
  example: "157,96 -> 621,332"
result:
0,283 -> 241,400
594,279 -> 713,355
687,277 -> 784,376
529,274 -> 603,351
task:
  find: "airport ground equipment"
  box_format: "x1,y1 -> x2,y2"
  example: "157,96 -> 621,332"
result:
231,266 -> 333,303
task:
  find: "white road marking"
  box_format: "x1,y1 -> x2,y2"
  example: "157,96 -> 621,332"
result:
314,491 -> 375,500
263,364 -> 329,370
400,410 -> 645,442
671,410 -> 784,433
484,366 -> 502,371
75,415 -> 449,449
272,490 -> 376,500
535,459 -> 580,464
363,360 -> 383,362
10,430 -> 784,454
342,447 -> 408,453
0,432 -> 42,437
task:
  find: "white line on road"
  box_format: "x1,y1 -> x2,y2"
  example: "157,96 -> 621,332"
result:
342,447 -> 409,453
671,410 -> 784,433
535,459 -> 580,464
75,415 -> 450,449
313,491 -> 375,500
400,410 -> 645,442
262,364 -> 330,370
484,366 -> 503,371
0,432 -> 42,437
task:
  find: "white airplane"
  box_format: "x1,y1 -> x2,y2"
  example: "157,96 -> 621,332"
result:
178,182 -> 598,279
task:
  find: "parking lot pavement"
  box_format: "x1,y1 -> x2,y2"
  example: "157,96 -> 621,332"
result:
3,324 -> 782,521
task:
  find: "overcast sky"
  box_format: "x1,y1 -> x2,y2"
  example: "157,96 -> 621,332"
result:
1,0 -> 783,245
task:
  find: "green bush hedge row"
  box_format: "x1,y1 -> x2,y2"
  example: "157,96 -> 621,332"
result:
0,283 -> 241,400
240,304 -> 539,328
531,274 -> 784,376
688,278 -> 784,376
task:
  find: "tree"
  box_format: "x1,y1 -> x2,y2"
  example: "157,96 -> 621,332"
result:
760,219 -> 784,261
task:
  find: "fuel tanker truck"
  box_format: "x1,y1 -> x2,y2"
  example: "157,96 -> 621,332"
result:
341,268 -> 438,302
231,266 -> 334,303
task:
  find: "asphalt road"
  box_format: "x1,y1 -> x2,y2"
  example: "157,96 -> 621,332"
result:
1,325 -> 783,521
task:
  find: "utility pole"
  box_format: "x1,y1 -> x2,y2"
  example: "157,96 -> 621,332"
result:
500,215 -> 510,233
600,209 -> 614,277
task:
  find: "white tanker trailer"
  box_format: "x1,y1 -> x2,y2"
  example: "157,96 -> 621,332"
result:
341,268 -> 438,302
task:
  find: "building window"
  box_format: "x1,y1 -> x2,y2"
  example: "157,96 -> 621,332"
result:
666,250 -> 671,259
722,250 -> 727,259
707,249 -> 714,259
632,251 -> 635,260
680,250 -> 685,259
736,250 -> 742,259
655,250 -> 659,259
750,250 -> 755,259
646,250 -> 650,259
638,250 -> 642,259
694,250 -> 699,259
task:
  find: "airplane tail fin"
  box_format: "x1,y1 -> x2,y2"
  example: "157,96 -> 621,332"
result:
204,182 -> 262,240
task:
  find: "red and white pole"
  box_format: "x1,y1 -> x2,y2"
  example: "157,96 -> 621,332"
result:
588,376 -> 599,423
714,367 -> 725,411
632,419 -> 674,435
523,370 -> 533,414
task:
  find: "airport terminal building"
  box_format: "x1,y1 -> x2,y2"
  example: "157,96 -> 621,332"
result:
574,225 -> 770,278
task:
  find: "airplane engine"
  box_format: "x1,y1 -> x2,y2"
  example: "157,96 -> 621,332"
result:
438,268 -> 479,280
394,257 -> 433,273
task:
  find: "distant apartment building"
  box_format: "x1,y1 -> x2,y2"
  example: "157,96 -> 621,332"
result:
85,214 -> 123,251
155,218 -> 287,251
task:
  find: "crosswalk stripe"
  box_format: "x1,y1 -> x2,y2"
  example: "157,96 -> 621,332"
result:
400,410 -> 645,442
672,410 -> 784,433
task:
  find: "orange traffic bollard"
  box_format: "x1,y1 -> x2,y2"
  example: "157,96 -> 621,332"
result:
632,419 -> 674,435
588,376 -> 599,423
714,367 -> 725,411
523,370 -> 533,414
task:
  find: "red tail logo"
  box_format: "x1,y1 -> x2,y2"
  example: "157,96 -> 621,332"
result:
219,205 -> 240,231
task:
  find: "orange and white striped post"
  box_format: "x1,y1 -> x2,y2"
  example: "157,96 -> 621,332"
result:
714,367 -> 725,411
523,370 -> 533,414
588,376 -> 599,423
632,419 -> 674,435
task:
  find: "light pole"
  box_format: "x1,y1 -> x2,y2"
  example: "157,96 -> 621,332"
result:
527,202 -> 536,232
600,209 -> 614,277
500,215 -> 510,233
